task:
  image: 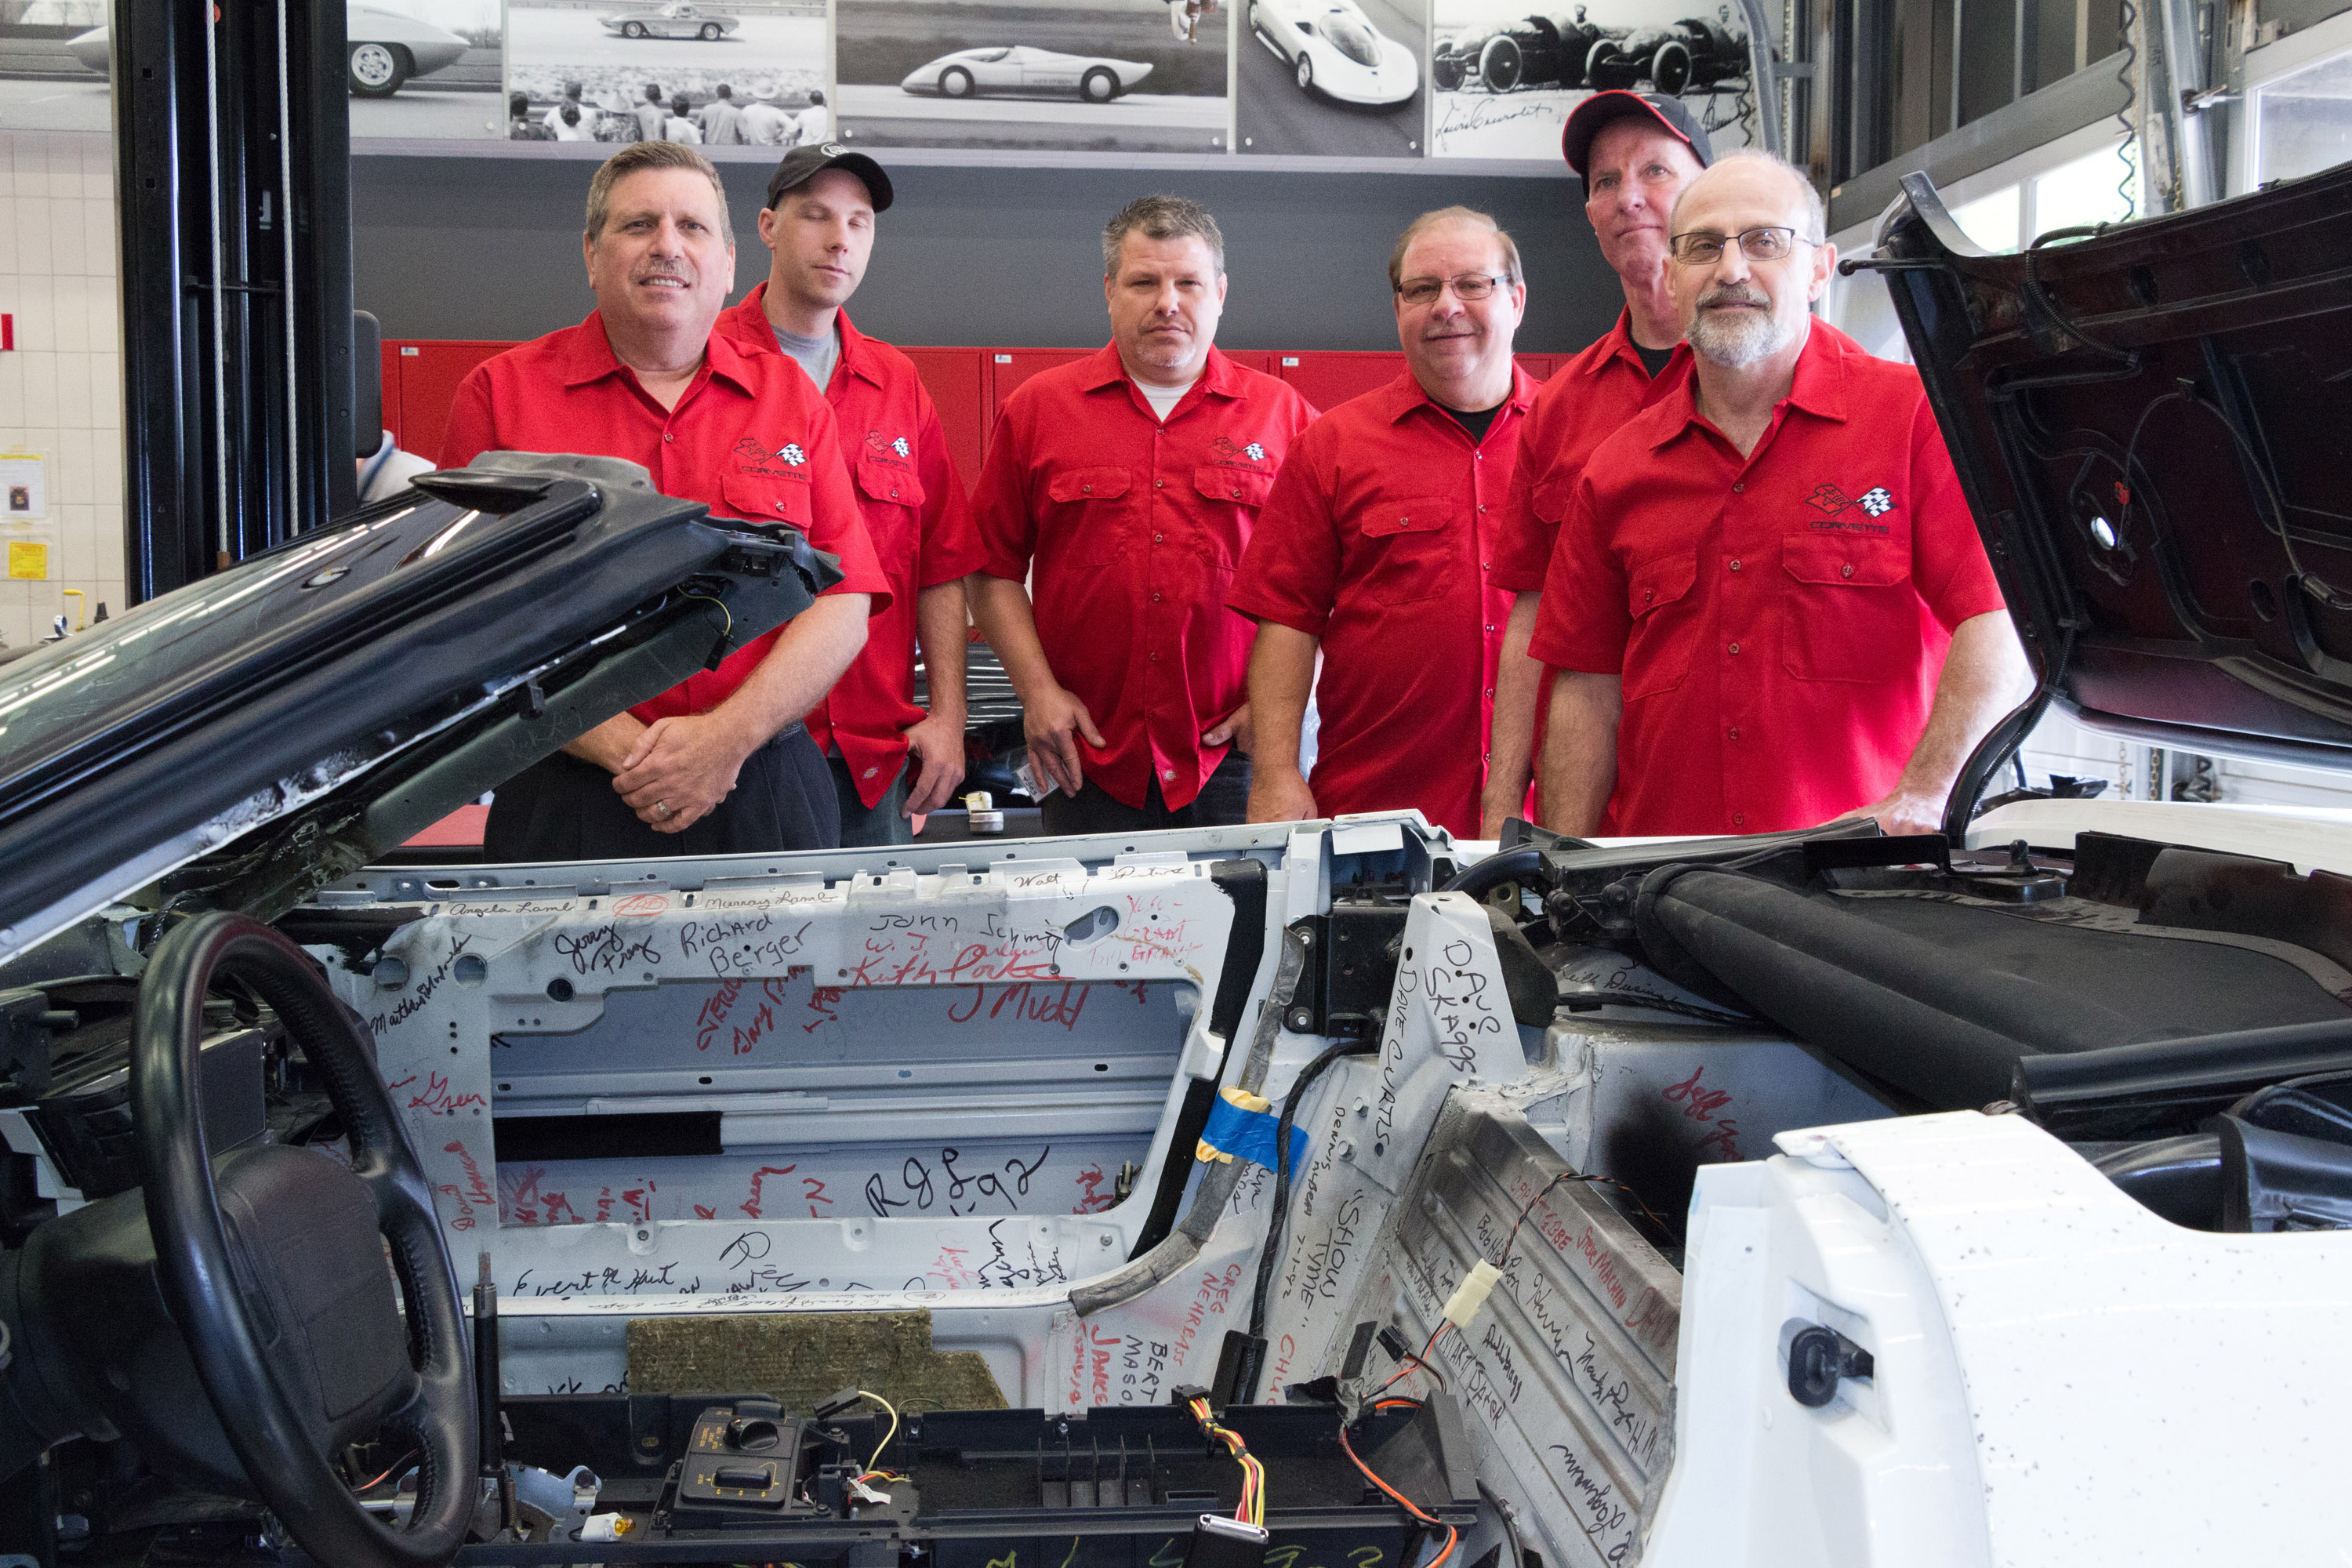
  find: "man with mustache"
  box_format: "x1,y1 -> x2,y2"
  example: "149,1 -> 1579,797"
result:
969,196 -> 1315,834
441,141 -> 890,859
1479,91 -> 1711,837
1231,207 -> 1537,837
1532,151 -> 2031,837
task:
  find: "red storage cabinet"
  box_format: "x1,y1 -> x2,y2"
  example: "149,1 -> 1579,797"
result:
902,347 -> 989,495
1275,351 -> 1407,412
391,340 -> 516,465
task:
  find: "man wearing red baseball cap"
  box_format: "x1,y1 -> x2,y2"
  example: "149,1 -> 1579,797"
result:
1478,89 -> 1713,836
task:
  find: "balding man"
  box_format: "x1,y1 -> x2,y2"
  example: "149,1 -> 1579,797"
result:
1232,207 -> 1537,838
440,141 -> 890,858
1533,151 -> 2031,838
1479,91 -> 1711,836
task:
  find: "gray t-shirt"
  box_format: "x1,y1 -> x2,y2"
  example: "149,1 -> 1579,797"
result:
773,321 -> 840,394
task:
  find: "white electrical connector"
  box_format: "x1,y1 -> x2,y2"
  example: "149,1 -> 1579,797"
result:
1440,1261 -> 1503,1330
579,1512 -> 635,1541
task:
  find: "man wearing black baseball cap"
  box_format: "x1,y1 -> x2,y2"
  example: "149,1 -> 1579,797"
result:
717,146 -> 990,847
1476,89 -> 1713,835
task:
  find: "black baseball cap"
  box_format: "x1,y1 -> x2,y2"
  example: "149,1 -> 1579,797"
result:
1561,91 -> 1715,180
764,143 -> 894,213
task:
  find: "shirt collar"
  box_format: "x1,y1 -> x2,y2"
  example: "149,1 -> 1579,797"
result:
1376,362 -> 1541,425
1646,317 -> 1846,450
559,308 -> 757,397
1079,342 -> 1244,401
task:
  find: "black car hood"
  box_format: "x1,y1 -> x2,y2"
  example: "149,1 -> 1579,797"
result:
0,453 -> 835,968
1871,162 -> 2352,768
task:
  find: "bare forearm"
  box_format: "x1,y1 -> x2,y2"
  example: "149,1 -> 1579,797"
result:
915,580 -> 970,724
966,575 -> 1062,702
707,593 -> 870,751
1896,612 -> 2035,797
1483,593 -> 1548,822
1539,670 -> 1621,836
1245,622 -> 1319,778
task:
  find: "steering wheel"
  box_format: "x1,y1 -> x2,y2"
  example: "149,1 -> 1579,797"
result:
133,912 -> 477,1566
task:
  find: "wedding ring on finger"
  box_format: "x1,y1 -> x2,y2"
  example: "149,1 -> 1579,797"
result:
655,799 -> 673,819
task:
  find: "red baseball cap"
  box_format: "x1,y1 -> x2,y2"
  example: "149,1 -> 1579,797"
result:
1562,91 -> 1715,180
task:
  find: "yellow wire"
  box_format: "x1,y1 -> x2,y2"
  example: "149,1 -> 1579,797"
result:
678,589 -> 734,641
856,1388 -> 901,1477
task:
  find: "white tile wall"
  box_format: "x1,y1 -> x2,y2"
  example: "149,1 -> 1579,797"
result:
0,129 -> 124,652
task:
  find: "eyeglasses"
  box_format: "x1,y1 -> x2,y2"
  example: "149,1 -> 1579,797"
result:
1395,272 -> 1512,306
1668,226 -> 1818,264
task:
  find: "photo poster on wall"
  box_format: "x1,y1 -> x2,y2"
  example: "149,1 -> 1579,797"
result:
507,0 -> 829,143
1233,0 -> 1426,157
833,0 -> 1229,153
1426,0 -> 1764,159
0,0 -> 503,137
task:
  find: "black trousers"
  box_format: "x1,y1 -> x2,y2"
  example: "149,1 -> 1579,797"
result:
483,723 -> 840,862
1039,750 -> 1252,837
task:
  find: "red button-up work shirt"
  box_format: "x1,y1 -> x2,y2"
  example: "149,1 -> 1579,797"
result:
1229,369 -> 1537,839
972,343 -> 1316,811
1529,325 -> 2006,836
1493,310 -> 1678,593
439,312 -> 891,728
717,290 -> 988,808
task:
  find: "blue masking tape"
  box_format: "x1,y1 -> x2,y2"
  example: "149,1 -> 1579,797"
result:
1199,1092 -> 1312,1173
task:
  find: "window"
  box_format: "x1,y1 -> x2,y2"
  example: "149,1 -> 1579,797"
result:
2253,45 -> 2352,186
2027,141 -> 2135,234
1949,184 -> 2024,251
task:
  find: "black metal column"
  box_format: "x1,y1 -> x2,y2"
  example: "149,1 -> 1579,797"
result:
115,0 -> 358,605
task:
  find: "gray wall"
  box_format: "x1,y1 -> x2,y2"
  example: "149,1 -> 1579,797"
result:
353,155 -> 1624,354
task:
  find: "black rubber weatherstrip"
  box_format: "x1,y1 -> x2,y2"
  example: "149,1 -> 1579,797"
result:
1129,858 -> 1269,1260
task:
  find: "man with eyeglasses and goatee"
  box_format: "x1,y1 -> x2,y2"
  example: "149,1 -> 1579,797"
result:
1532,150 -> 2030,840
1230,206 -> 1538,838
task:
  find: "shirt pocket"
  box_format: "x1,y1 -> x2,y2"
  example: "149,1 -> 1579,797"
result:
1192,466 -> 1272,572
720,467 -> 813,532
1780,533 -> 1918,682
1044,465 -> 1134,566
1621,552 -> 1700,702
1356,497 -> 1457,606
855,454 -> 927,514
1531,474 -> 1577,525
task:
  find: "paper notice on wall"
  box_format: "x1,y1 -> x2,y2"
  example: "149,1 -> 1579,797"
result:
0,452 -> 45,522
6,541 -> 47,580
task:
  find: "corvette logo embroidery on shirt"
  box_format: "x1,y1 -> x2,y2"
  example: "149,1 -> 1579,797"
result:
1806,481 -> 1896,518
862,430 -> 913,463
1207,435 -> 1271,469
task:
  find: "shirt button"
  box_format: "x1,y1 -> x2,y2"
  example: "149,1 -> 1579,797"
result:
1231,488 -> 1243,498
663,432 -> 675,443
1477,504 -> 1488,514
1733,812 -> 1746,826
1842,563 -> 1854,579
1149,652 -> 1160,662
891,488 -> 900,498
1644,589 -> 1655,602
1729,727 -> 1741,740
1163,768 -> 1176,780
863,767 -> 877,778
1154,532 -> 1163,543
1083,484 -> 1093,493
1151,592 -> 1161,602
1483,688 -> 1494,699
1156,478 -> 1166,488
1728,641 -> 1740,655
1732,481 -> 1743,492
1729,559 -> 1741,572
1484,624 -> 1495,633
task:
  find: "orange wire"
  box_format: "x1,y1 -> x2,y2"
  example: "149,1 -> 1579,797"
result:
1338,1426 -> 1458,1568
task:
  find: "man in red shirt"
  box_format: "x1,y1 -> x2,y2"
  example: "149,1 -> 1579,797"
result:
1232,208 -> 1538,840
440,140 -> 892,860
969,197 -> 1316,834
1533,151 -> 2031,837
717,145 -> 987,848
1481,91 -> 1712,836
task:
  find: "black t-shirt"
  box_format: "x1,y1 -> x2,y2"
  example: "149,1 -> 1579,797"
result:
1632,340 -> 1677,379
1439,401 -> 1504,443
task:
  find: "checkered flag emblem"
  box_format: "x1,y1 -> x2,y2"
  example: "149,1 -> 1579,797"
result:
779,443 -> 807,467
1245,442 -> 1265,461
1857,487 -> 1894,517
892,437 -> 911,457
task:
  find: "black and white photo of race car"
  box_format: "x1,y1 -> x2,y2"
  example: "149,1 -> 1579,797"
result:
67,2 -> 472,96
1429,4 -> 1609,93
898,45 -> 1154,102
1582,5 -> 1749,93
1247,0 -> 1419,105
597,2 -> 742,40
